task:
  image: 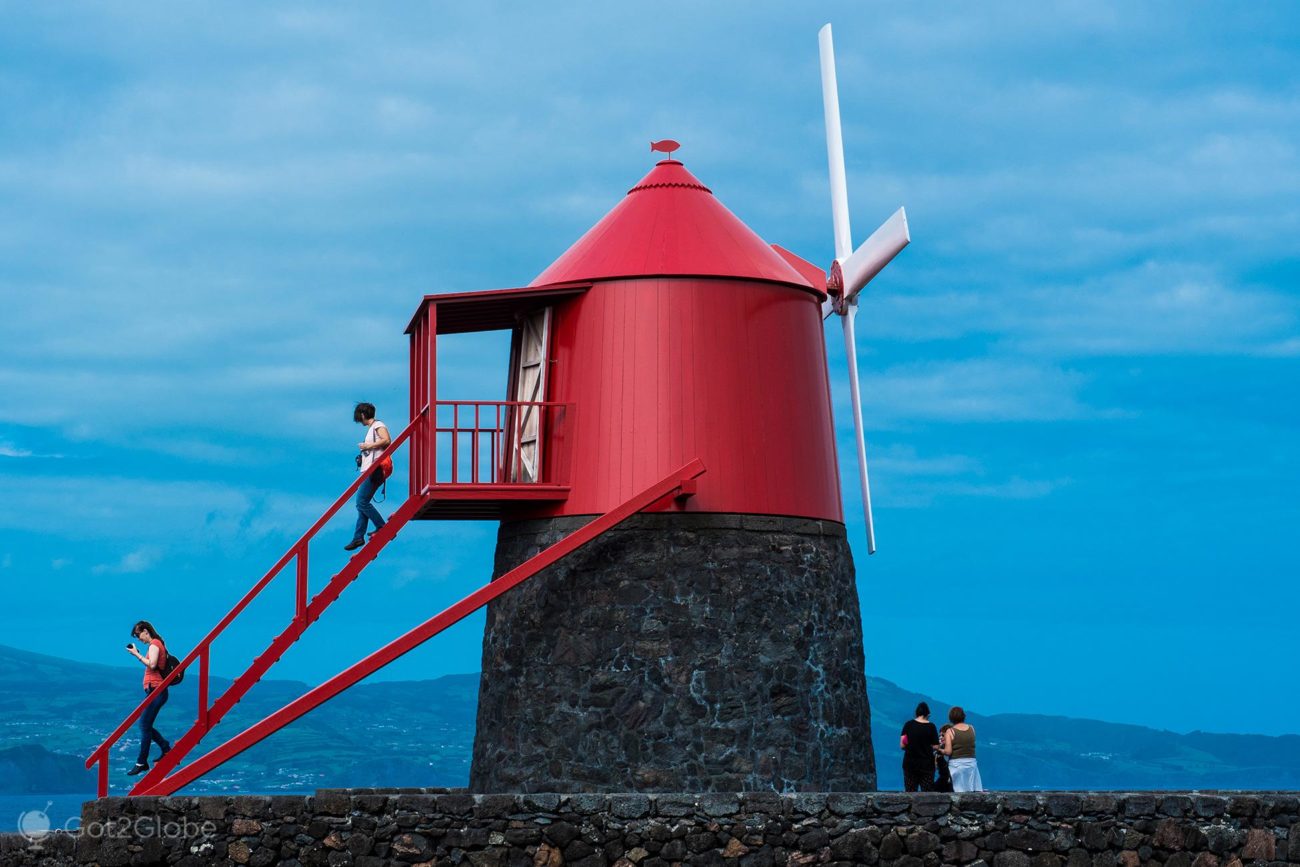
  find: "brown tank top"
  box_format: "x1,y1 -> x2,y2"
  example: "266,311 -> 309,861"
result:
950,725 -> 975,758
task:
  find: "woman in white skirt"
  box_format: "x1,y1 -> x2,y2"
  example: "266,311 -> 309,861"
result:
939,706 -> 983,792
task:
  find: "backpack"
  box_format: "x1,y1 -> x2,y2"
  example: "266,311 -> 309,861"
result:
163,649 -> 185,684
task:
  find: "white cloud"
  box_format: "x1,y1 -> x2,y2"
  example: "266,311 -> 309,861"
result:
865,444 -> 1066,509
1010,265 -> 1298,357
856,358 -> 1102,423
1257,337 -> 1300,358
857,262 -> 1299,360
92,546 -> 161,575
884,476 -> 1066,510
870,445 -> 982,478
0,441 -> 63,459
0,1 -> 1295,466
0,475 -> 322,545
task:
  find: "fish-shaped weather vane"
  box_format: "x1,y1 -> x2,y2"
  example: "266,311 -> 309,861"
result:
650,139 -> 681,158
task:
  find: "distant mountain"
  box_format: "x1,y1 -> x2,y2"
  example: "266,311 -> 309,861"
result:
866,678 -> 1300,791
0,643 -> 476,796
1,644 -> 1296,795
0,745 -> 96,794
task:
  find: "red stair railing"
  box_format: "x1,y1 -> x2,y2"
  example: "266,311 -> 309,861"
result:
135,457 -> 706,797
85,411 -> 427,797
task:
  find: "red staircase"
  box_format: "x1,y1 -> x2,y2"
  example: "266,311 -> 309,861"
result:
84,402 -> 704,797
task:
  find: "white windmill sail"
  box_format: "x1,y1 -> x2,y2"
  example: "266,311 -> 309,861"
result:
818,23 -> 911,556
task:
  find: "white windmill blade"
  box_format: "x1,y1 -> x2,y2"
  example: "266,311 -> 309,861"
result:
818,23 -> 852,262
840,207 -> 910,305
840,304 -> 877,555
820,21 -> 897,555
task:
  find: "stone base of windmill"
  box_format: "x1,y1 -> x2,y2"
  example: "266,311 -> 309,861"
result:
470,512 -> 875,793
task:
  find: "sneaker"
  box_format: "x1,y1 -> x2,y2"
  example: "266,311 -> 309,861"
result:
126,763 -> 149,776
343,539 -> 364,551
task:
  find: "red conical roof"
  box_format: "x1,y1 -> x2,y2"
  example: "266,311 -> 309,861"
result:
530,160 -> 817,291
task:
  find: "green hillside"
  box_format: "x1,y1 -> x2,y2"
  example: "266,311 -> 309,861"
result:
866,678 -> 1300,790
1,644 -> 1295,795
0,644 -> 475,796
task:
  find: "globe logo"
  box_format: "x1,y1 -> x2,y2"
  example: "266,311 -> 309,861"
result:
17,801 -> 54,844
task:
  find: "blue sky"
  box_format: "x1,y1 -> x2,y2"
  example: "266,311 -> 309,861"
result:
1,2 -> 1297,738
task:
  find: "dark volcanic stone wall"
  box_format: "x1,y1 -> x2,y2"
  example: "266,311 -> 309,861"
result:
471,513 -> 874,793
7,790 -> 1300,866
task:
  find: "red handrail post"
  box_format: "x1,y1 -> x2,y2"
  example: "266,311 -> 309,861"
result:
295,546 -> 308,621
197,647 -> 210,730
97,758 -> 107,798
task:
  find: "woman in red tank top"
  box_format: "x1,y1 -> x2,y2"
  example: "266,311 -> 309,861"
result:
125,620 -> 172,776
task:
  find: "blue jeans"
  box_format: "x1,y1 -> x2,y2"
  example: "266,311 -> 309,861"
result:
352,471 -> 386,543
137,686 -> 170,765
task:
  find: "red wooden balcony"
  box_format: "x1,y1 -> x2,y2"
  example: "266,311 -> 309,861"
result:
414,399 -> 573,519
405,283 -> 591,519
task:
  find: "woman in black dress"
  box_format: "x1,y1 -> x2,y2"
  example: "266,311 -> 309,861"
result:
899,702 -> 940,792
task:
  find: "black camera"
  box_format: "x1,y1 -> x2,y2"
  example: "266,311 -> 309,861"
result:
355,453 -> 363,469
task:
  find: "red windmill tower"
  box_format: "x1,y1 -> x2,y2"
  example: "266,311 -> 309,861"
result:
87,24 -> 908,796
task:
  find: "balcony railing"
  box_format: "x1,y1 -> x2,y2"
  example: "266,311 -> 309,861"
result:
421,400 -> 573,490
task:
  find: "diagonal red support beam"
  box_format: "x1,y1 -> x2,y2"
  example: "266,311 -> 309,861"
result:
138,458 -> 706,796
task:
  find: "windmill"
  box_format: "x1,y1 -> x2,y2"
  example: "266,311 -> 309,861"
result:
818,23 -> 911,555
88,26 -> 893,797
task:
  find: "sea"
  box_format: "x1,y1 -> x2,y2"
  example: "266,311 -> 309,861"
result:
2,791 -> 318,836
2,793 -> 92,835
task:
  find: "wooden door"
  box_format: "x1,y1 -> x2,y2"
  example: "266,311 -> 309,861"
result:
509,308 -> 551,482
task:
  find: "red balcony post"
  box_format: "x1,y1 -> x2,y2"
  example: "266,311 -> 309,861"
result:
493,404 -> 502,483
537,403 -> 548,484
425,304 -> 437,490
513,404 -> 523,482
472,404 -> 480,483
451,403 -> 459,483
409,320 -> 418,491
409,320 -> 420,492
